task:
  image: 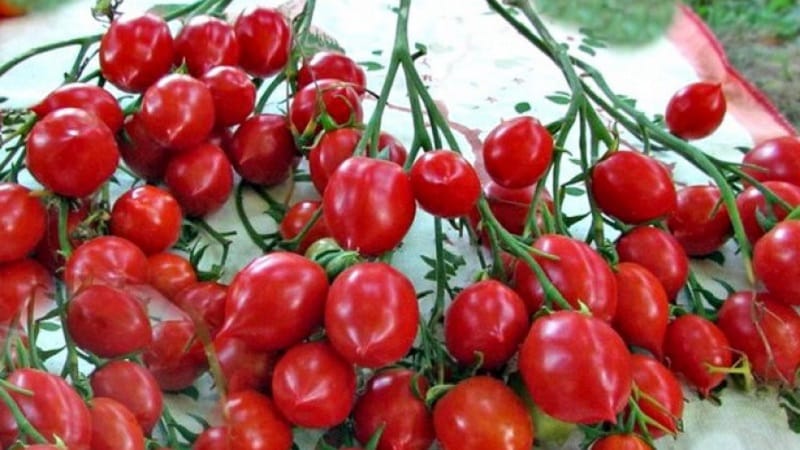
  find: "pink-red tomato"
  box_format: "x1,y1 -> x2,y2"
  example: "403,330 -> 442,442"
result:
615,226 -> 690,301
143,319 -> 208,391
32,82 -> 123,132
482,116 -> 554,189
278,200 -> 330,254
234,7 -> 291,77
118,113 -> 171,182
667,184 -> 732,256
227,114 -> 295,186
147,252 -> 198,302
665,81 -> 726,140
297,52 -> 367,94
0,258 -> 52,323
224,390 -> 293,450
742,136 -> 800,187
110,185 -> 183,255
753,220 -> 800,306
628,354 -> 684,438
64,235 -> 149,293
736,180 -> 800,244
90,360 -> 164,434
612,262 -> 669,359
201,65 -> 256,128
140,74 -> 216,150
164,142 -> 234,217
410,150 -> 482,218
89,397 -> 146,450
289,79 -> 363,137
663,314 -> 732,397
175,15 -> 240,77
0,183 -> 46,264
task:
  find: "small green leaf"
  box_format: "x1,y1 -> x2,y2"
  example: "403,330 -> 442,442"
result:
701,250 -> 726,266
545,94 -> 570,105
564,186 -> 585,196
179,385 -> 200,401
146,3 -> 185,17
295,31 -> 344,56
371,49 -> 383,56
414,42 -> 428,53
38,322 -> 61,332
514,101 -> 532,113
358,61 -> 385,71
578,44 -> 596,56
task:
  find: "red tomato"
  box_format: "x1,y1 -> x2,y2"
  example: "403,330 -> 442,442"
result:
99,13 -> 175,93
471,181 -> 553,237
214,335 -> 275,394
665,81 -> 726,140
754,220 -> 800,305
325,262 -> 418,368
663,314 -> 732,396
201,65 -> 256,128
717,291 -> 800,385
164,142 -> 234,217
736,181 -> 800,244
297,52 -> 367,94
90,360 -> 164,434
118,113 -> 171,182
147,252 -> 198,302
519,311 -> 632,424
482,116 -> 553,189
224,390 -> 293,450
0,258 -> 52,323
410,150 -> 482,218
26,108 -> 119,198
444,279 -> 529,369
433,376 -> 533,450
140,74 -> 216,150
374,131 -> 409,165
667,184 -> 732,256
612,262 -> 669,358
289,79 -> 363,137
590,434 -> 651,450
742,136 -> 800,187
628,354 -> 683,438
175,15 -> 240,77
194,426 -> 228,450
32,82 -> 123,132
0,368 -> 92,450
110,185 -> 183,255
308,127 -> 362,194
89,397 -> 146,450
221,252 -> 328,351
143,319 -> 208,391
590,150 -> 677,224
278,200 -> 330,253
323,156 -> 416,255
173,281 -> 227,337
234,7 -> 291,77
227,114 -> 296,186
271,341 -> 357,428
615,226 -> 689,301
352,368 -> 434,450
64,235 -> 149,293
0,183 -> 46,264
513,233 -> 617,321
34,200 -> 90,274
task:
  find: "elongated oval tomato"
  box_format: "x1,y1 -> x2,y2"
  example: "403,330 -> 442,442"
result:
224,390 -> 293,450
665,81 -> 726,140
616,226 -> 689,301
736,181 -> 800,244
753,219 -> 800,306
519,311 -> 632,424
90,360 -> 164,434
32,82 -> 124,132
612,262 -> 669,358
742,136 -> 800,187
0,258 -> 52,323
323,156 -> 416,256
663,314 -> 732,397
667,184 -> 732,256
628,354 -> 684,438
89,397 -> 146,450
0,183 -> 46,264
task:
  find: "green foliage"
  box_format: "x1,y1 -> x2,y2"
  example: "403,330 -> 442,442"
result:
685,0 -> 800,40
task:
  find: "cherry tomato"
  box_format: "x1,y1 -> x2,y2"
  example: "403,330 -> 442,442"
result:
64,235 -> 149,293
352,368 -> 434,450
99,13 -> 175,93
227,113 -> 295,185
519,311 -> 632,424
471,181 -> 553,237
323,156 -> 416,256
325,262 -> 418,368
278,200 -> 330,253
140,74 -> 216,150
110,185 -> 183,255
214,335 -> 275,394
173,281 -> 227,337
374,131 -> 409,165
666,184 -> 732,256
718,291 -> 800,385
175,15 -> 240,77
0,258 -> 52,323
590,150 -> 677,224
164,142 -> 234,217
26,108 -> 119,198
147,252 -> 198,302
628,354 -> 683,438
118,113 -> 171,182
590,434 -> 651,450
612,262 -> 669,358
89,397 -> 146,450
736,180 -> 800,244
308,127 -> 362,194
31,82 -> 123,132
34,199 -> 90,274
742,136 -> 800,187
224,390 -> 293,450
289,79 -> 363,137
194,426 -> 228,450
513,233 -> 617,321
433,376 -> 533,450
754,220 -> 800,305
410,150 -> 481,218
221,252 -> 328,351
665,81 -> 726,140
0,183 -> 46,264
201,65 -> 256,128
663,314 -> 732,396
234,7 -> 291,77
444,279 -> 529,369
615,226 -> 689,301
271,341 -> 357,428
142,319 -> 207,391
482,116 -> 553,189
297,51 -> 367,94
90,360 -> 164,434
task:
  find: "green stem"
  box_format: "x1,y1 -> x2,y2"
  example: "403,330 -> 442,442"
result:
254,72 -> 287,113
234,182 -> 270,252
0,382 -> 48,444
429,217 -> 448,325
0,36 -> 102,78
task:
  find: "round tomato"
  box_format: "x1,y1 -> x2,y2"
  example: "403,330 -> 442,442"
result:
615,226 -> 689,301
89,397 -> 146,450
665,81 -> 726,140
147,252 -> 198,302
410,150 -> 481,218
173,281 -> 227,337
470,181 -> 553,237
753,220 -> 800,305
110,185 -> 183,255
297,51 -> 367,94
0,183 -> 46,264
0,258 -> 52,323
742,136 -> 800,187
164,142 -> 234,217
140,74 -> 216,150
64,235 -> 149,293
90,360 -> 164,434
482,116 -> 553,189
142,319 -> 208,391
308,127 -> 362,194
32,82 -> 123,132
214,335 -> 275,394
175,15 -> 240,77
118,113 -> 171,182
224,390 -> 293,450
278,200 -> 330,254
663,314 -> 732,396
628,354 -> 683,438
201,65 -> 256,128
234,7 -> 291,77
667,184 -> 732,256
227,114 -> 296,186
289,79 -> 363,137
612,262 -> 669,358
736,181 -> 800,244
194,426 -> 228,450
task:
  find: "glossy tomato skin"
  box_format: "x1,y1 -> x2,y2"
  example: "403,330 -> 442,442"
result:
736,181 -> 800,244
590,434 -> 651,450
110,185 -> 183,255
140,74 -> 216,150
616,226 -> 689,301
278,200 -> 330,254
444,279 -> 529,369
0,258 -> 52,323
194,426 -> 228,450
147,252 -> 198,302
323,156 -> 416,256
164,142 -> 234,217
590,150 -> 677,224
0,183 -> 46,264
64,235 -> 149,293
665,81 -> 726,140
308,127 -> 362,194
482,116 -> 553,189
225,390 -> 293,450
433,376 -> 533,450
612,262 -> 669,358
628,354 -> 684,438
410,150 -> 482,218
271,341 -> 357,428
143,319 -> 208,391
201,65 -> 256,128
34,200 -> 90,274
32,82 -> 123,132
718,291 -> 800,385
0,368 -> 92,450
519,311 -> 632,424
221,252 -> 328,351
353,368 -> 434,450
173,281 -> 227,338
326,262 -> 418,368
214,335 -> 275,394
297,52 -> 367,94
227,114 -> 295,185
234,7 -> 291,77
118,113 -> 171,182
289,79 -> 363,137
663,314 -> 732,396
513,234 -> 617,321
90,360 -> 164,434
742,136 -> 800,187
175,15 -> 240,77
667,185 -> 732,256
89,397 -> 147,450
753,220 -> 800,305
26,108 -> 119,198
99,13 -> 174,93
473,181 -> 553,236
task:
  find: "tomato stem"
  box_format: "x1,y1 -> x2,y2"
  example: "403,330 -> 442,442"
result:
0,380 -> 48,444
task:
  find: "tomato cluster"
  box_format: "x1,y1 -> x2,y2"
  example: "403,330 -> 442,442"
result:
2,2 -> 800,450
